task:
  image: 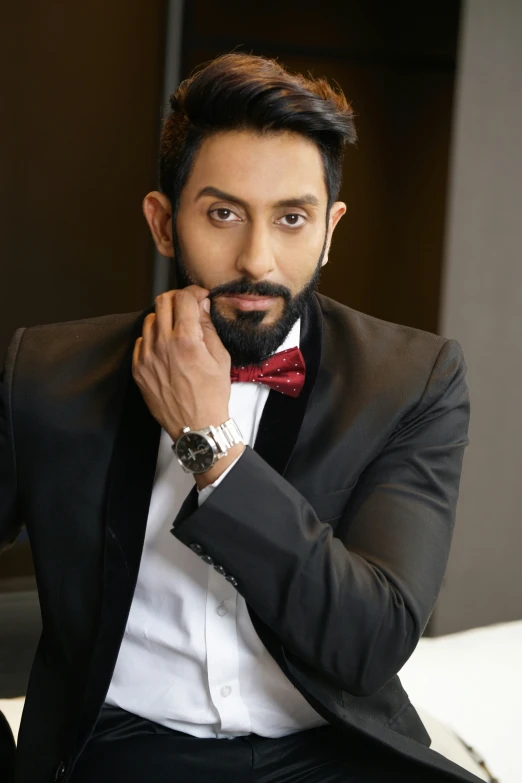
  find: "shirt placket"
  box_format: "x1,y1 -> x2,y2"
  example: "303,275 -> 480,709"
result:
205,566 -> 252,734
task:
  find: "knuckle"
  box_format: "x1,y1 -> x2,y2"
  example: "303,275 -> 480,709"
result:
174,332 -> 196,350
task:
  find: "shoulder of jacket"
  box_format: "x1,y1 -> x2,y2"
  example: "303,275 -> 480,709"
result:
314,292 -> 465,409
16,308 -> 153,353
12,307 -> 153,379
21,309 -> 147,334
315,292 -> 449,354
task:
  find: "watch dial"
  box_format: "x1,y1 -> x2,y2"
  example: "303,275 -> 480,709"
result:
175,433 -> 215,473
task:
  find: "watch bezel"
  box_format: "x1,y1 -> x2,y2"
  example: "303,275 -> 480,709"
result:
174,429 -> 218,474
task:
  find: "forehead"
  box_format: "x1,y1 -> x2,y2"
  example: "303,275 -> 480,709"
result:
184,129 -> 328,204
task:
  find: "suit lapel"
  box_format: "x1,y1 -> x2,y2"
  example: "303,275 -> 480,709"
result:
79,293 -> 323,741
77,302 -> 159,740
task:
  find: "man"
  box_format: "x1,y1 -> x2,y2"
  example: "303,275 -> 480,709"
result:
0,53 -> 481,782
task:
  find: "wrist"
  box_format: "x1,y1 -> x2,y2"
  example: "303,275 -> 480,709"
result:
194,442 -> 246,490
168,413 -> 230,444
171,415 -> 244,483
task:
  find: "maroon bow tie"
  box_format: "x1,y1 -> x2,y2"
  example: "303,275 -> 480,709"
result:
230,346 -> 306,398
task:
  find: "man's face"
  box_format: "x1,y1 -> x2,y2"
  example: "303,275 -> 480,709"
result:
150,130 -> 345,366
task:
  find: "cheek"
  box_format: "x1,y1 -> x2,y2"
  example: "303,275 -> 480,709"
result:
176,215 -> 229,276
276,228 -> 325,273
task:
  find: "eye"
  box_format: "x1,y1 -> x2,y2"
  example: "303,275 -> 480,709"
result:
209,208 -> 241,223
278,213 -> 307,228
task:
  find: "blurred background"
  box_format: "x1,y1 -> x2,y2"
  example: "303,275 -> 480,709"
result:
1,1 -> 521,778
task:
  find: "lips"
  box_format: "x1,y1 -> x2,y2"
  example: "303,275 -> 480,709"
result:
220,295 -> 276,310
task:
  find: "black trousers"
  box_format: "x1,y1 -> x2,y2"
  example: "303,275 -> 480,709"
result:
69,704 -> 448,783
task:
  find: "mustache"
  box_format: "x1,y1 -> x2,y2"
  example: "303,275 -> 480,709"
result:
208,280 -> 291,301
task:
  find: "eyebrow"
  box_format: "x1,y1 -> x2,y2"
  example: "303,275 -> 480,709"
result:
195,186 -> 320,210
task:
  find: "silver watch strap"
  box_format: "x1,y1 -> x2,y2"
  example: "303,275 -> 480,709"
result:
208,418 -> 243,455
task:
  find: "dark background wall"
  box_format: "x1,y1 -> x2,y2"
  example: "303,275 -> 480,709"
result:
432,0 -> 522,635
0,0 -> 167,362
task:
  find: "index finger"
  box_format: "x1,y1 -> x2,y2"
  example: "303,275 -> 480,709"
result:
171,288 -> 206,340
183,284 -> 210,302
155,286 -> 208,337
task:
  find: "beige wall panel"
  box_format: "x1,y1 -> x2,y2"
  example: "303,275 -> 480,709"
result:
434,0 -> 522,633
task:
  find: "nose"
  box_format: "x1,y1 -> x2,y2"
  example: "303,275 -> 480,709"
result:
234,221 -> 276,280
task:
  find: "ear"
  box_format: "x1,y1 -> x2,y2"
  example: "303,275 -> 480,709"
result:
143,191 -> 174,257
321,201 -> 346,267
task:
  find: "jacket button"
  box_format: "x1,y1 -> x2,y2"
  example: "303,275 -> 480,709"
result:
225,575 -> 238,587
201,555 -> 214,565
54,760 -> 66,780
189,543 -> 203,554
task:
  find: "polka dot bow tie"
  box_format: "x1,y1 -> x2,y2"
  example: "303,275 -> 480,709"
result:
230,346 -> 306,398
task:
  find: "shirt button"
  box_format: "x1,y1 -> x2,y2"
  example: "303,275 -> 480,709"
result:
213,565 -> 227,575
216,602 -> 228,616
201,555 -> 214,565
189,543 -> 203,555
220,685 -> 232,697
225,575 -> 238,587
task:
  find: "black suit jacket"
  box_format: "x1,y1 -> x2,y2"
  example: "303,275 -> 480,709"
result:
0,292 -> 482,783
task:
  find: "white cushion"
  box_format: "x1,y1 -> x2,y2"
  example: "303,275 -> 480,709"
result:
0,697 -> 24,742
399,620 -> 522,783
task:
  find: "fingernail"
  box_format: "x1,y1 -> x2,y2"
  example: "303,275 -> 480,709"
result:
203,299 -> 210,312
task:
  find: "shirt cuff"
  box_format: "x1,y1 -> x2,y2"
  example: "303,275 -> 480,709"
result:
196,451 -> 245,506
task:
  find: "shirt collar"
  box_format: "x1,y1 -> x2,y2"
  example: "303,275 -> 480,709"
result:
272,317 -> 301,355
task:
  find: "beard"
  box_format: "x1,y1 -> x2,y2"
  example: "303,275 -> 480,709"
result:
171,229 -> 327,367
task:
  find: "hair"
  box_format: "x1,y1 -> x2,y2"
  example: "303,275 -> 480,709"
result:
159,52 -> 357,219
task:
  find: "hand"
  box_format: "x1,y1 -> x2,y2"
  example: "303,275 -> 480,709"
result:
132,285 -> 232,441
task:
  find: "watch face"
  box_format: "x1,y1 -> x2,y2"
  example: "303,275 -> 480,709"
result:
175,432 -> 215,473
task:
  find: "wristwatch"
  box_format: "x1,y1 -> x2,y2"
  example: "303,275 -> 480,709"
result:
172,418 -> 244,474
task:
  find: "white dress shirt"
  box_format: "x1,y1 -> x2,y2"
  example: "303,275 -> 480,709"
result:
105,317 -> 329,738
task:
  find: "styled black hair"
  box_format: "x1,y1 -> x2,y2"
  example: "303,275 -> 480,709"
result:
159,52 -> 357,218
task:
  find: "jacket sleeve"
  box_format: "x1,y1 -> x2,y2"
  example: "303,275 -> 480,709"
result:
196,451 -> 244,506
172,338 -> 470,697
0,327 -> 25,554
